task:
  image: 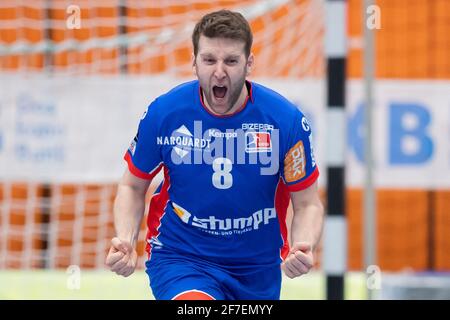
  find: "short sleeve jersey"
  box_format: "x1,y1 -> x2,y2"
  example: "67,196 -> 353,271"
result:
124,80 -> 319,267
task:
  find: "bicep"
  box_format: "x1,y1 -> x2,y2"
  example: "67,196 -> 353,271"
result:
290,181 -> 322,211
119,169 -> 152,196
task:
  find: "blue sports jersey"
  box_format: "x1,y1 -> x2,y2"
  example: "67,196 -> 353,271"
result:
124,80 -> 319,268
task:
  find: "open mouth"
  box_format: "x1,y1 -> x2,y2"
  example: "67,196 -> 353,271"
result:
212,85 -> 227,99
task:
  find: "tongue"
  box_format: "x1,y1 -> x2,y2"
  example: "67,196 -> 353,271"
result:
213,86 -> 227,98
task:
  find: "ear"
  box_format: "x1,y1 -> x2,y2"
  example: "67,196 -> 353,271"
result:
246,53 -> 254,76
191,53 -> 197,76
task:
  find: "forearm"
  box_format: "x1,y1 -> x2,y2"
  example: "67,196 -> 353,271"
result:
290,202 -> 324,251
113,183 -> 146,248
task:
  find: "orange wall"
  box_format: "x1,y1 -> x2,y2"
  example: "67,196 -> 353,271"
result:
347,189 -> 450,271
348,0 -> 450,79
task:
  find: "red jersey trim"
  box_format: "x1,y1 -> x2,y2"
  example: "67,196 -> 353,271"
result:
124,151 -> 163,180
286,167 -> 319,192
146,165 -> 171,259
274,178 -> 291,260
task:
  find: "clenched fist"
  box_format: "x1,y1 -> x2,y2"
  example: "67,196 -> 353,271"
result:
281,242 -> 314,279
105,237 -> 138,277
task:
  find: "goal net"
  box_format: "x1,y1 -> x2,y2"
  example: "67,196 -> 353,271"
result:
0,0 -> 325,270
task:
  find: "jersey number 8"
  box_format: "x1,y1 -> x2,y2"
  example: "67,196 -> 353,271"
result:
212,157 -> 233,189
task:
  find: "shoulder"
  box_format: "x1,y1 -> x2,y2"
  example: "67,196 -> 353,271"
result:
251,81 -> 305,120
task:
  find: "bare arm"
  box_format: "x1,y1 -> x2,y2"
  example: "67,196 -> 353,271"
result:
290,180 -> 324,251
282,181 -> 324,278
114,169 -> 151,247
106,169 -> 151,277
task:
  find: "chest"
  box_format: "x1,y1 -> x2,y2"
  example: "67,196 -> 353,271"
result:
156,116 -> 283,191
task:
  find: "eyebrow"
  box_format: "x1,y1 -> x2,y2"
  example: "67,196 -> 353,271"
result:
199,53 -> 241,60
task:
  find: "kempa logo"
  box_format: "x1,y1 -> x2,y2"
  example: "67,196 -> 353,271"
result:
172,202 -> 277,236
208,128 -> 237,139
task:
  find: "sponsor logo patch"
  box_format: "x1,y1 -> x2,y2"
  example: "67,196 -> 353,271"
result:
171,202 -> 277,236
128,135 -> 138,155
301,117 -> 310,132
284,140 -> 306,182
245,132 -> 272,153
157,125 -> 211,158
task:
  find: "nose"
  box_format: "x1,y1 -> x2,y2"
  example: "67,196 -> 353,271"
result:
214,61 -> 226,80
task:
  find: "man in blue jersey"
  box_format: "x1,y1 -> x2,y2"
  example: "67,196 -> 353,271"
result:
106,9 -> 324,300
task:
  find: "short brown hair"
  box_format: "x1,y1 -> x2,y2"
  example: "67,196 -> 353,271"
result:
192,10 -> 253,57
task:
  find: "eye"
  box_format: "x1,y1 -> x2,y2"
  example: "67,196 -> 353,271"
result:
226,59 -> 238,65
203,58 -> 215,64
